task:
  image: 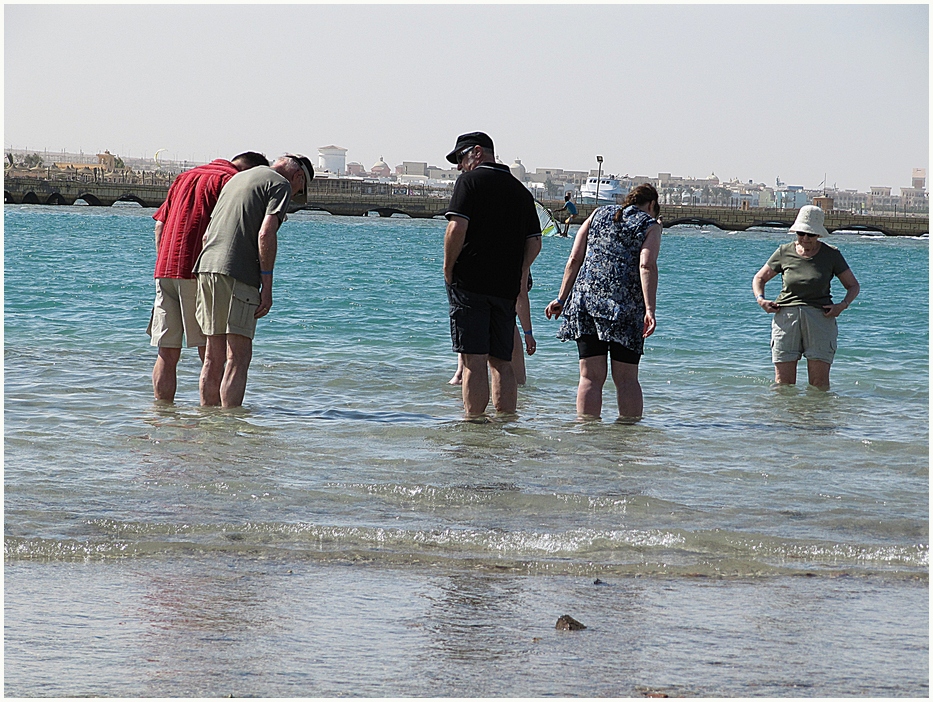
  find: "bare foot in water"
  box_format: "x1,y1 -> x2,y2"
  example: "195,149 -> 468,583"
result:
448,355 -> 464,385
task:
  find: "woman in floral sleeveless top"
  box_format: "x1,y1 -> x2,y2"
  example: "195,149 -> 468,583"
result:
545,184 -> 662,420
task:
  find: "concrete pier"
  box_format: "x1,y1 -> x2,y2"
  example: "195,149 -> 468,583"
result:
550,202 -> 930,238
4,175 -> 168,208
4,175 -> 928,236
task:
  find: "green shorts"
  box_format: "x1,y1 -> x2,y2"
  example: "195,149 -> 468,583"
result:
195,273 -> 260,340
771,305 -> 837,364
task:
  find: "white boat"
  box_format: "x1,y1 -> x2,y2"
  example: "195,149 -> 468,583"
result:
580,175 -> 626,204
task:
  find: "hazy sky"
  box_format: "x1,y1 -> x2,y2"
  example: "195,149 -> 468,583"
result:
4,3 -> 928,192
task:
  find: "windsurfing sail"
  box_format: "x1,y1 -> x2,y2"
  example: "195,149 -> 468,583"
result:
535,199 -> 561,237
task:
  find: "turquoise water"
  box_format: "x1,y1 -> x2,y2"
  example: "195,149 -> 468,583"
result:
4,204 -> 928,696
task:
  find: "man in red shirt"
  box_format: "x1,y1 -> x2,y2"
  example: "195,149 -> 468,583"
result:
148,151 -> 268,402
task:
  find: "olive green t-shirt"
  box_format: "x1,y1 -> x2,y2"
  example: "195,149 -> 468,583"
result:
767,241 -> 850,308
193,166 -> 292,289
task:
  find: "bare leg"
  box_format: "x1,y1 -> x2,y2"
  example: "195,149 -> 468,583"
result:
774,361 -> 798,385
449,354 -> 464,385
806,358 -> 831,390
611,360 -> 643,419
220,333 -> 253,408
200,335 -> 226,406
153,347 -> 181,402
489,355 -> 517,414
511,325 -> 526,386
577,356 -> 608,419
461,353 -> 490,417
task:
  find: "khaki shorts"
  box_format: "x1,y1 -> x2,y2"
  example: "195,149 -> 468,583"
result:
195,273 -> 260,339
147,278 -> 205,348
771,305 -> 837,364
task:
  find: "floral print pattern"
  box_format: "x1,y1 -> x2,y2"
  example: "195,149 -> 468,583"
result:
557,205 -> 655,353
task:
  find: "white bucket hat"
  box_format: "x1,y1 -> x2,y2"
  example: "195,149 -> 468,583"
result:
789,205 -> 829,237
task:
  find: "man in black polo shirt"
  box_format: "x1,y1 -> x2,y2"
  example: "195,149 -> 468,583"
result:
443,131 -> 542,417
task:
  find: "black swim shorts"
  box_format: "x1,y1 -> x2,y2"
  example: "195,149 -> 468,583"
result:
576,334 -> 641,365
447,283 -> 516,361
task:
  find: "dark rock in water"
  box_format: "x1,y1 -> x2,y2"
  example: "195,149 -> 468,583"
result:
594,578 -> 609,585
555,614 -> 586,631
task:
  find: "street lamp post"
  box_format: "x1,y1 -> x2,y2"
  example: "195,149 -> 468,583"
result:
594,155 -> 603,206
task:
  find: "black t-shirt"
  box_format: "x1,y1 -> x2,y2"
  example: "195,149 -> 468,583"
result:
445,163 -> 541,299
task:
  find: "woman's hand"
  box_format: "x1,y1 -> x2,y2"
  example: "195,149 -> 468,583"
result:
642,310 -> 656,338
545,299 -> 564,319
757,297 -> 780,314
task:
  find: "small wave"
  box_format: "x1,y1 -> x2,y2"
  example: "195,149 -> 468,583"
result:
7,523 -> 927,580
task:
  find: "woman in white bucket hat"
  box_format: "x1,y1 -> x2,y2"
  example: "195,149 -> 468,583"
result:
751,205 -> 860,390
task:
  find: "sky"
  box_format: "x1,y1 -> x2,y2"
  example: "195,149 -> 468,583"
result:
4,3 -> 929,193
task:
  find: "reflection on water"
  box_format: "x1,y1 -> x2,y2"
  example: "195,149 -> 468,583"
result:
9,560 -> 926,697
423,574 -> 530,664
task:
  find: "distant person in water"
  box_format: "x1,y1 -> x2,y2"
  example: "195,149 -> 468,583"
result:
545,183 -> 662,420
193,154 -> 314,408
555,192 -> 578,236
752,205 -> 859,390
147,151 -> 269,403
443,131 -> 542,417
449,270 -> 538,386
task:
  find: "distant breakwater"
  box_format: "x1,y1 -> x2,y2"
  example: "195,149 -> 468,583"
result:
4,174 -> 928,236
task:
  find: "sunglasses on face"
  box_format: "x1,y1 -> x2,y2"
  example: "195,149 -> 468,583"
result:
456,146 -> 474,164
796,232 -> 819,238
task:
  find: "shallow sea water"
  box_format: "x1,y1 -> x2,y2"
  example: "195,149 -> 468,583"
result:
4,205 -> 929,696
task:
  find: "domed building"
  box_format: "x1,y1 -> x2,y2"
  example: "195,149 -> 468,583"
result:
370,157 -> 391,178
509,158 -> 526,181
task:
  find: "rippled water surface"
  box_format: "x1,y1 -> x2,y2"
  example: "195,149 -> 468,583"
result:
4,205 -> 928,696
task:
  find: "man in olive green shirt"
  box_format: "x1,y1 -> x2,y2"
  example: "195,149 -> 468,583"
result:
193,154 -> 313,407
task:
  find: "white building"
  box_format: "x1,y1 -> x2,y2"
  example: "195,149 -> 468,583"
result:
397,173 -> 429,186
774,187 -> 808,209
427,165 -> 459,182
318,145 -> 348,175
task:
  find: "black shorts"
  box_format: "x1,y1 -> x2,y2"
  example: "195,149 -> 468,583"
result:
447,283 -> 516,361
576,334 -> 641,365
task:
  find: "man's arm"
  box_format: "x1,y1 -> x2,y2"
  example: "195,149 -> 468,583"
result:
255,214 -> 281,319
443,216 -> 469,284
523,234 -> 542,271
153,181 -> 176,254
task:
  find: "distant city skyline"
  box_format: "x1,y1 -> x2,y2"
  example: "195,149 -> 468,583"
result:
5,4 -> 928,193
7,144 -> 924,199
